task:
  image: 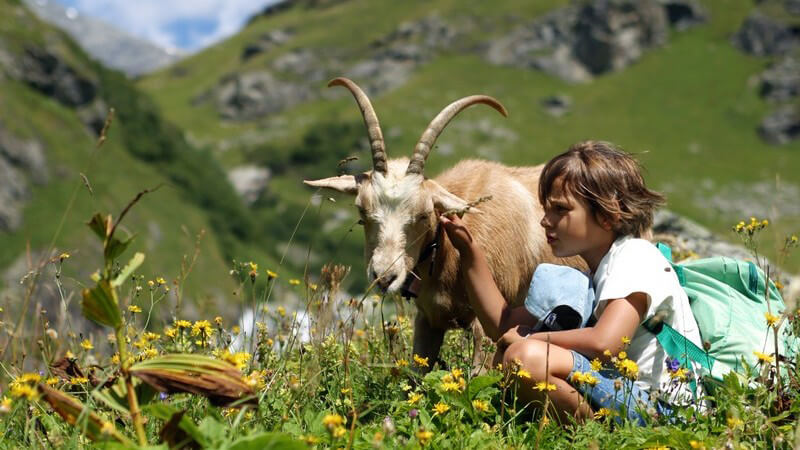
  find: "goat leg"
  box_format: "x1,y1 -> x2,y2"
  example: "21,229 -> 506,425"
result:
412,314 -> 446,373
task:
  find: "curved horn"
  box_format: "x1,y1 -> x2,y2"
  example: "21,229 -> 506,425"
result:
406,95 -> 508,176
327,77 -> 388,174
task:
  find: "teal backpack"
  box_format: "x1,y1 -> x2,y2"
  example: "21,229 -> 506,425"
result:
644,243 -> 798,387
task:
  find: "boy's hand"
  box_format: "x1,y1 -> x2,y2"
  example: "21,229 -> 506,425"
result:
439,214 -> 475,255
497,325 -> 533,349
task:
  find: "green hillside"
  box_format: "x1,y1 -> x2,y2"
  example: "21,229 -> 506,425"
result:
0,0 -> 254,320
138,0 -> 800,278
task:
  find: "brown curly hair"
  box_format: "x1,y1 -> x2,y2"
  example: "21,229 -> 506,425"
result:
538,141 -> 665,238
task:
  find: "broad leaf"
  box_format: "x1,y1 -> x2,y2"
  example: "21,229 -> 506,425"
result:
81,279 -> 122,328
112,252 -> 145,288
37,384 -> 129,444
87,213 -> 110,240
105,233 -> 136,262
146,404 -> 208,448
468,374 -> 502,400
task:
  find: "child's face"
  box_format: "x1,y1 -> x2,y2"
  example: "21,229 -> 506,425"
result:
540,178 -> 616,271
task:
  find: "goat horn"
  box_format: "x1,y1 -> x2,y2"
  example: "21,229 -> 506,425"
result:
328,77 -> 388,174
407,95 -> 507,176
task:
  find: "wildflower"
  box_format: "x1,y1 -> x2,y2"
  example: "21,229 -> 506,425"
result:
764,312 -> 780,327
571,371 -> 586,384
322,413 -> 345,430
590,358 -> 603,372
416,429 -> 434,446
594,408 -> 613,419
164,327 -> 177,338
128,305 -> 142,313
340,388 -> 351,394
276,306 -> 286,317
753,351 -> 774,364
407,392 -> 423,405
70,376 -> 89,385
59,252 -> 70,261
472,399 -> 490,412
10,384 -> 37,400
670,368 -> 689,381
432,402 -> 450,415
354,329 -> 365,338
141,348 -> 158,359
517,368 -> 532,379
266,269 -> 278,279
45,377 -> 59,386
617,359 -> 639,379
621,336 -> 631,345
441,381 -> 461,392
413,354 -> 429,368
399,382 -> 412,392
191,320 -> 214,336
408,408 -> 419,419
232,325 -> 241,335
111,353 -> 120,365
214,316 -> 223,325
451,368 -> 464,378
289,279 -> 301,286
689,440 -> 706,449
301,435 -> 319,445
309,283 -> 318,291
617,351 -> 627,360
394,358 -> 408,368
727,416 -> 743,428
0,397 -> 11,414
382,416 -> 396,435
535,381 -> 557,392
603,349 -> 612,357
65,350 -> 75,359
156,277 -> 166,286
101,421 -> 114,436
175,320 -> 191,329
665,357 -> 681,373
248,262 -> 258,272
80,339 -> 93,350
582,373 -> 599,386
332,426 -> 346,438
147,280 -> 155,288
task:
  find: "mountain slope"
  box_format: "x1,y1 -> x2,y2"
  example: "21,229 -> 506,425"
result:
138,0 -> 800,277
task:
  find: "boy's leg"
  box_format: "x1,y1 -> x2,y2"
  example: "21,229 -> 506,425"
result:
503,339 -> 593,423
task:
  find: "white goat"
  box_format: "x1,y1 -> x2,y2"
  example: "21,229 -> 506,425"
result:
305,78 -> 583,368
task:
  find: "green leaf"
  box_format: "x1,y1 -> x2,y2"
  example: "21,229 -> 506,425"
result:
87,213 -> 109,240
145,404 -> 208,448
198,416 -> 228,446
105,234 -> 135,262
468,374 -> 502,400
112,252 -> 145,288
225,433 -> 305,450
81,279 -> 122,328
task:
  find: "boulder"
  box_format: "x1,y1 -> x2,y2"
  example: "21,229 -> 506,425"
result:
732,12 -> 800,56
227,165 -> 271,205
272,49 -> 328,82
657,0 -> 707,31
215,71 -> 314,120
241,29 -> 292,61
758,104 -> 800,145
759,56 -> 800,102
0,126 -> 48,184
19,46 -> 97,107
346,44 -> 423,95
0,156 -> 29,232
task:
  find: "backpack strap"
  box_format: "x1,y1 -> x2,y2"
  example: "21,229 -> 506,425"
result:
656,242 -> 686,286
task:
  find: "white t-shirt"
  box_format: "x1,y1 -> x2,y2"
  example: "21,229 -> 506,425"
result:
593,235 -> 704,404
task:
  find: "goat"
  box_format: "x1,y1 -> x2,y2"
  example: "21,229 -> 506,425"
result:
304,77 -> 584,369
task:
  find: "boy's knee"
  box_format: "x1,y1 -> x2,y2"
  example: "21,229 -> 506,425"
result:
502,340 -> 547,369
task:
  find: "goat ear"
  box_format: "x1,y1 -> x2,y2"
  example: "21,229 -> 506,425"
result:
426,180 -> 482,215
303,174 -> 364,195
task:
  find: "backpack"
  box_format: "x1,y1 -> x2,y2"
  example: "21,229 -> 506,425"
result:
643,243 -> 799,388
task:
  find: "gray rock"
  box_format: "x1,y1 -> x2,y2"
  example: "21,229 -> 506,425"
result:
657,0 -> 707,31
227,165 -> 271,205
759,56 -> 800,102
215,71 -> 314,120
242,29 -> 292,60
0,126 -> 48,184
787,0 -> 800,15
346,44 -> 423,95
18,46 -> 97,107
272,49 -> 327,82
0,157 -> 29,232
759,104 -> 800,145
541,94 -> 572,117
732,12 -> 800,56
76,97 -> 111,136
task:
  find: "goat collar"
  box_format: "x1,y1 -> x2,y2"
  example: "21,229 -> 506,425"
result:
401,222 -> 443,299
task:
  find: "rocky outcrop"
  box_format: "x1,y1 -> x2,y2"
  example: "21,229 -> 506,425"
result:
485,0 -> 702,83
0,126 -> 48,232
215,71 -> 314,120
241,29 -> 292,61
759,104 -> 800,145
541,94 -> 572,117
732,12 -> 800,57
227,165 -> 271,205
760,56 -> 800,102
19,46 -> 97,107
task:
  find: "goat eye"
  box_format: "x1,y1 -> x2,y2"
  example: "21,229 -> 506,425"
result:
357,219 -> 365,225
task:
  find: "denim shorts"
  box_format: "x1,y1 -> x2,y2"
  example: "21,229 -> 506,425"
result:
568,351 -> 672,425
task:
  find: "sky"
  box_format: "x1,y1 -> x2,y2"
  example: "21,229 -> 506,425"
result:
51,0 -> 282,53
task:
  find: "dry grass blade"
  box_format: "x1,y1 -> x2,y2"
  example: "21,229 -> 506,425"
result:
36,384 -> 129,444
440,195 -> 493,217
129,354 -> 257,406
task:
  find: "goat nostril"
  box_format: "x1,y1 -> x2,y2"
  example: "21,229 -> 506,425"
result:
371,270 -> 379,281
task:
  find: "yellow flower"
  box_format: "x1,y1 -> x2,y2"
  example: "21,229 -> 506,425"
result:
689,440 -> 706,449
594,408 -> 613,419
727,416 -> 744,428
441,381 -> 461,392
670,368 -> 689,381
147,280 -> 155,288
45,377 -> 59,386
248,262 -> 258,272
191,320 -> 214,336
232,325 -> 241,335
416,429 -> 434,446
590,358 -> 603,372
70,376 -> 89,385
309,283 -> 318,291
535,381 -> 557,392
517,368 -> 532,379
164,327 -> 177,338
80,339 -> 93,350
276,306 -> 286,317
266,269 -> 278,279
407,392 -> 423,405
764,312 -> 780,327
128,305 -> 142,313
413,354 -> 429,368
214,316 -> 223,325
111,353 -> 120,364
323,413 -> 345,430
451,368 -> 464,378
101,421 -> 115,435
617,359 -> 639,379
156,277 -> 167,285
617,351 -> 627,360
0,396 -> 12,414
10,384 -> 37,400
175,320 -> 191,329
332,426 -> 347,438
753,351 -> 774,364
432,402 -> 450,415
472,399 -> 490,412
603,349 -> 612,357
301,435 -> 320,445
289,279 -> 301,286
621,336 -> 631,345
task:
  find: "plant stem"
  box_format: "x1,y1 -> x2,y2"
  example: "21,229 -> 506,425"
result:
116,326 -> 147,445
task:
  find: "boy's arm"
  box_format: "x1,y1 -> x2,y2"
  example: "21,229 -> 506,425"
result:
439,214 -> 536,341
